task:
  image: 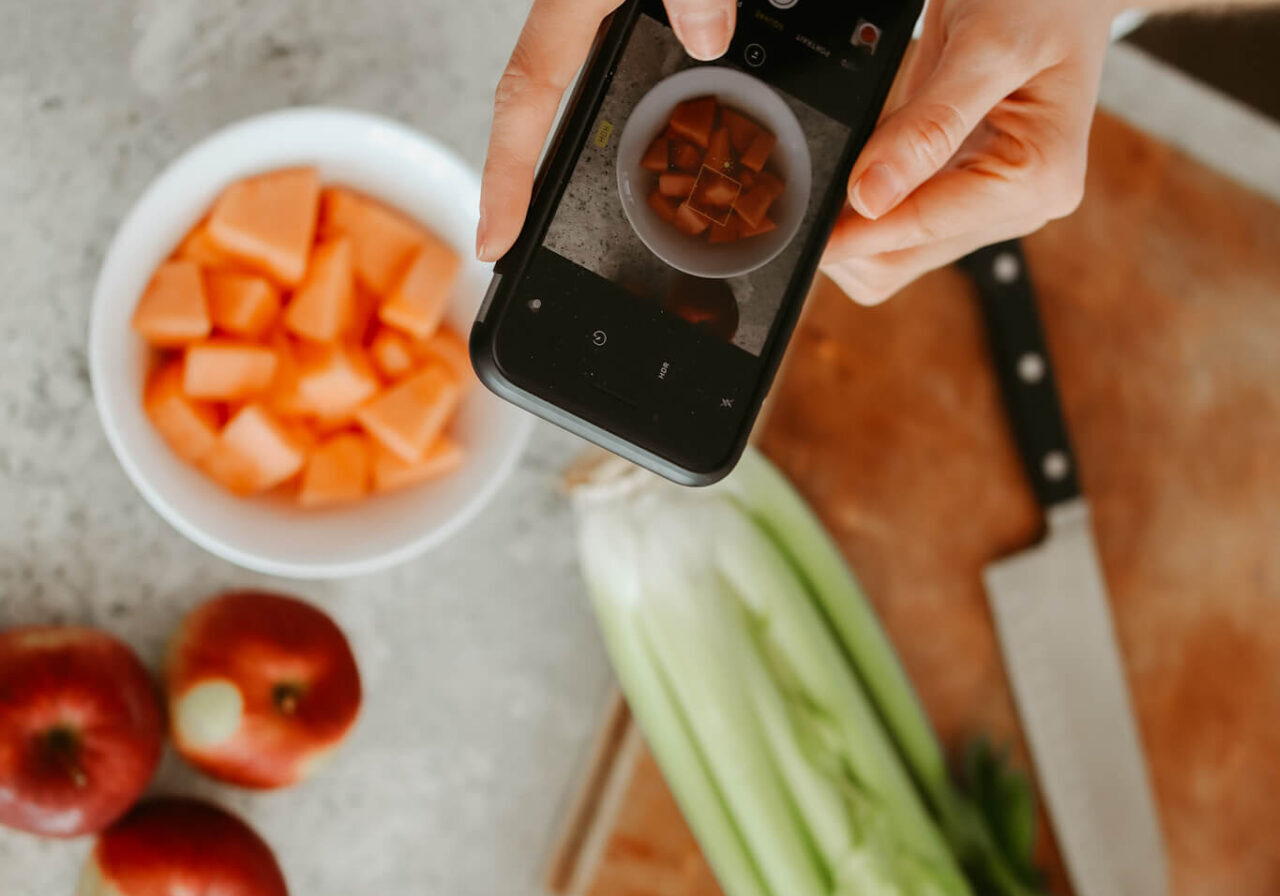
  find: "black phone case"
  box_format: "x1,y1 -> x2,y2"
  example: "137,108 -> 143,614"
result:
472,0 -> 921,485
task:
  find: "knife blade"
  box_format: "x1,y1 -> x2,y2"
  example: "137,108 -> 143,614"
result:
960,241 -> 1168,896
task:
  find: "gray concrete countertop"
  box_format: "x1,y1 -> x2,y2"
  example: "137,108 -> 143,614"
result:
2,5 -> 1278,895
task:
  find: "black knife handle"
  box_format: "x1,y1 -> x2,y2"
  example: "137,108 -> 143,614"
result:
959,240 -> 1082,509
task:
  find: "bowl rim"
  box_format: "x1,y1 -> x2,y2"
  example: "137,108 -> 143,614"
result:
615,66 -> 813,279
89,105 -> 533,580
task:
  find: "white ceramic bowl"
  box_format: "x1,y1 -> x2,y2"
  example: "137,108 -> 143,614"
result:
90,107 -> 533,579
616,67 -> 812,279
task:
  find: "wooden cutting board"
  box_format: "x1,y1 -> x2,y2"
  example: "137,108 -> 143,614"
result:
550,111 -> 1280,896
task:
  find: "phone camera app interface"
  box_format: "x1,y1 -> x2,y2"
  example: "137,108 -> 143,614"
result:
535,3 -> 890,361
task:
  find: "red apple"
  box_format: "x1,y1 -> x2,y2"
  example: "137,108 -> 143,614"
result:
0,626 -> 163,838
78,796 -> 289,895
165,590 -> 361,789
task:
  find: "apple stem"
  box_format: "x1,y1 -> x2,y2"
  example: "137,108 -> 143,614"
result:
273,683 -> 303,716
45,727 -> 88,788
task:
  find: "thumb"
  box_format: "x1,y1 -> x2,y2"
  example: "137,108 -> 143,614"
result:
665,0 -> 737,61
848,39 -> 1026,220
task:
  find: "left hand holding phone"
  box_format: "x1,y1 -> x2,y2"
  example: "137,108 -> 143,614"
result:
477,0 -> 737,265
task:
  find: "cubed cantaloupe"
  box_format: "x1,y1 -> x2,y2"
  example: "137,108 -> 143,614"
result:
370,436 -> 464,493
722,109 -> 762,153
704,127 -> 732,174
370,327 -> 415,380
299,432 -> 369,508
319,187 -> 427,295
203,404 -> 306,495
410,326 -> 472,385
132,260 -> 211,347
669,97 -> 716,148
641,136 -> 672,173
648,192 -> 679,224
738,214 -> 777,238
355,363 -> 459,463
347,282 -> 380,345
659,174 -> 697,198
206,271 -> 280,338
284,237 -> 354,343
733,185 -> 778,229
137,169 -> 471,505
740,130 -> 777,173
207,167 -> 320,286
144,360 -> 221,464
377,239 -> 460,341
673,203 -> 710,237
294,341 -> 380,420
263,330 -> 307,418
176,220 -> 248,272
708,215 -> 741,244
183,340 -> 279,402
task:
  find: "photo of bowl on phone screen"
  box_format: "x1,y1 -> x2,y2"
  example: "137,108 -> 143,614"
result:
542,13 -> 849,357
641,97 -> 786,246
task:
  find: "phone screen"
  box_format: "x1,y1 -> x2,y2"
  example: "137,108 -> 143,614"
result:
479,0 -> 915,481
535,4 -> 887,358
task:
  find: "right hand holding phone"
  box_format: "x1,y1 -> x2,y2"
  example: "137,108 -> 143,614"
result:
821,0 -> 1115,305
476,0 -> 738,265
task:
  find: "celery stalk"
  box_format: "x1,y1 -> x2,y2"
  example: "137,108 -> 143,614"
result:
722,449 -> 950,805
577,504 -> 773,896
630,497 -> 832,896
572,459 -> 974,896
723,450 -> 1045,896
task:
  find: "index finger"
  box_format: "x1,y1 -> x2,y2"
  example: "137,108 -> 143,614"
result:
478,0 -> 622,262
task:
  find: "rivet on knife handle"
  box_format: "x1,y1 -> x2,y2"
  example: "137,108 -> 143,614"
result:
959,240 -> 1081,509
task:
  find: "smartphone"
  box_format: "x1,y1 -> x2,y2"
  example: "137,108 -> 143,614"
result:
471,0 -> 922,485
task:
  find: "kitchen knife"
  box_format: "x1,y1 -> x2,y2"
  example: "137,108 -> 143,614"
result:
959,241 -> 1168,896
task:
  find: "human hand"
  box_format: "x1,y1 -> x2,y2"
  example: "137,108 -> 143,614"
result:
822,0 -> 1118,305
476,0 -> 738,262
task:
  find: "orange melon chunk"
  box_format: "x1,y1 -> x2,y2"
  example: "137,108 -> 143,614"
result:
284,237 -> 354,343
347,282 -> 380,345
658,174 -> 697,198
263,331 -> 307,418
295,342 -> 380,420
370,436 -> 465,494
648,192 -> 679,224
703,127 -> 733,174
369,327 -> 415,380
641,136 -> 672,173
132,260 -> 211,347
204,404 -> 306,495
206,271 -> 280,338
722,109 -> 762,154
207,167 -> 320,286
299,432 -> 369,508
738,214 -> 778,238
320,187 -> 428,295
733,185 -> 778,229
740,130 -> 777,173
175,220 -> 247,272
144,360 -> 220,464
708,215 -> 741,244
183,341 -> 278,402
378,239 -> 461,340
673,203 -> 710,237
355,364 -> 459,462
668,97 -> 716,149
410,326 -> 472,384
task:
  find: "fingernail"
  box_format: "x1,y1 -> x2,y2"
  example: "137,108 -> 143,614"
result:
851,164 -> 903,220
673,11 -> 732,61
475,210 -> 489,261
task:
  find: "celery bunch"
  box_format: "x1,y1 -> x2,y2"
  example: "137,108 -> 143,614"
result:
571,448 -> 1045,896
